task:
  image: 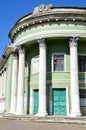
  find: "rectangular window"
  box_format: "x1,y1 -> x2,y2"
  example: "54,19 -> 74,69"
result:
78,56 -> 86,72
53,55 -> 64,71
79,89 -> 86,98
79,89 -> 86,107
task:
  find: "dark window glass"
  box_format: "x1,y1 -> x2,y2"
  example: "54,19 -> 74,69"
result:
79,89 -> 86,98
78,56 -> 86,72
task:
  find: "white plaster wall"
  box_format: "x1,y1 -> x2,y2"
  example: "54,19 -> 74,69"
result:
0,100 -> 5,113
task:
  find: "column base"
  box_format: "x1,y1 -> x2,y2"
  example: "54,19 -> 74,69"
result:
36,112 -> 48,116
9,110 -> 16,115
70,111 -> 82,117
15,111 -> 26,115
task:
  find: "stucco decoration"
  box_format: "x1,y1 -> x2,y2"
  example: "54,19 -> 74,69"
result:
33,4 -> 52,13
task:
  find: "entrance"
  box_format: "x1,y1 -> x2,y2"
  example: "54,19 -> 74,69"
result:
52,88 -> 66,115
33,89 -> 39,114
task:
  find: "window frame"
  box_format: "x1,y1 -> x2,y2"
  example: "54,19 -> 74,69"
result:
78,54 -> 86,72
79,88 -> 86,107
52,53 -> 66,72
79,89 -> 86,99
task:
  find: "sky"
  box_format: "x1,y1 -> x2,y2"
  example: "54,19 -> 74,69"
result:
0,0 -> 86,58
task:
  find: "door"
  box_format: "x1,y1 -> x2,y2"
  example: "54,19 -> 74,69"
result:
33,89 -> 39,114
52,88 -> 66,115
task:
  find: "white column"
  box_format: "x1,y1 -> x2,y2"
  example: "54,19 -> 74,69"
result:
16,46 -> 25,115
29,88 -> 33,115
69,37 -> 81,117
3,65 -> 7,98
37,38 -> 48,116
10,53 -> 18,114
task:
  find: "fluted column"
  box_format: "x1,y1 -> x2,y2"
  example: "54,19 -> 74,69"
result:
37,38 -> 48,116
16,46 -> 25,115
10,53 -> 18,114
69,37 -> 81,117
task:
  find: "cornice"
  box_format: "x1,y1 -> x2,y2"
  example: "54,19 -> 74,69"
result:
9,5 -> 86,41
0,45 -> 13,70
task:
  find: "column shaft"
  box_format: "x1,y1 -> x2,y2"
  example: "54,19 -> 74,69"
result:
69,37 -> 81,117
10,54 -> 18,113
3,67 -> 7,98
37,39 -> 48,116
16,46 -> 25,115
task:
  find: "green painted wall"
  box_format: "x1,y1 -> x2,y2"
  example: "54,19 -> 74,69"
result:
25,38 -> 86,114
47,39 -> 70,72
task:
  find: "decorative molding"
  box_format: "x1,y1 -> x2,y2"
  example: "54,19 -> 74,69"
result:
33,4 -> 52,13
14,28 -> 86,47
9,6 -> 86,40
29,78 -> 86,86
29,79 -> 70,85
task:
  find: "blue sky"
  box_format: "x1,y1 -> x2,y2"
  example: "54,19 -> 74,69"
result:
0,0 -> 86,58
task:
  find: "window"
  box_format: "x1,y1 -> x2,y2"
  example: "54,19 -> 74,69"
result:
79,89 -> 86,98
78,56 -> 86,72
53,55 -> 64,71
79,89 -> 86,107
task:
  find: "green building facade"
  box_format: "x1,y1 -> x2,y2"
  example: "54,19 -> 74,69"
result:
0,4 -> 86,117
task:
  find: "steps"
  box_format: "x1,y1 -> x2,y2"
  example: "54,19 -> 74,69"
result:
0,114 -> 86,124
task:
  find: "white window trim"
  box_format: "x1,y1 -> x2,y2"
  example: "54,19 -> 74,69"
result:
52,53 -> 66,72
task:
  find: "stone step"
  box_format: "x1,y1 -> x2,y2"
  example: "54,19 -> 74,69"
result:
0,114 -> 86,124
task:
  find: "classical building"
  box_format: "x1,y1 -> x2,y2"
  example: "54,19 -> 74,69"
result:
0,4 -> 86,117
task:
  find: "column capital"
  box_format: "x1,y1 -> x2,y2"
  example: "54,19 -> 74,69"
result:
19,46 -> 25,54
12,53 -> 18,59
37,38 -> 47,48
69,37 -> 79,47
